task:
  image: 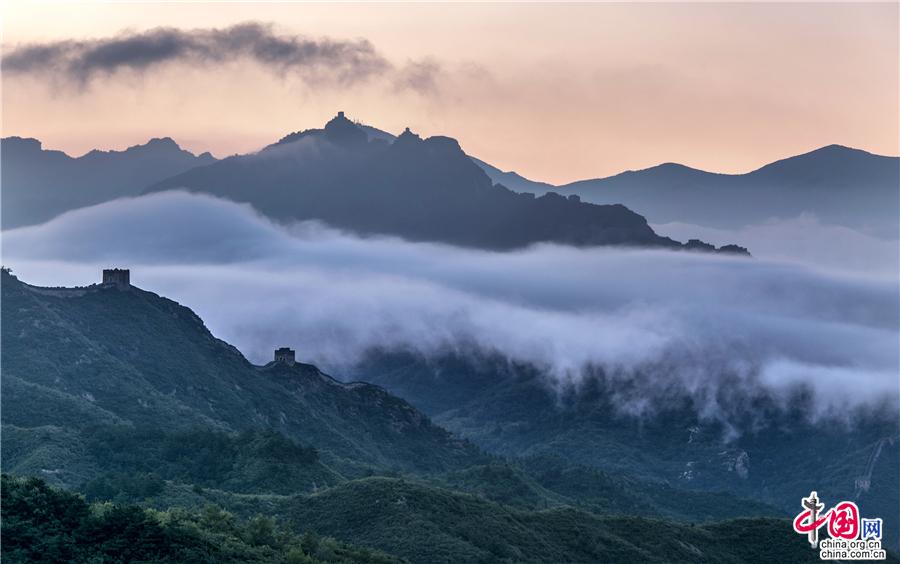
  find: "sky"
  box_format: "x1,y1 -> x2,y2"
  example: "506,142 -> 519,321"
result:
2,2 -> 898,183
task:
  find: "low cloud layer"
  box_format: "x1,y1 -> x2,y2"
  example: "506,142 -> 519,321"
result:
654,216 -> 900,278
3,191 -> 897,423
3,22 -> 400,88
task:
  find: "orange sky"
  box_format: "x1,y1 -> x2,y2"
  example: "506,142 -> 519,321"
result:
2,2 -> 898,183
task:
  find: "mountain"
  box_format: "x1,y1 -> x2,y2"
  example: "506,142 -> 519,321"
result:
5,475 -> 840,564
359,124 -> 556,195
558,145 -> 900,236
0,136 -> 216,229
146,113 -> 745,253
470,156 -> 557,196
350,349 -> 900,548
278,478 -> 821,563
5,125 -> 894,245
360,127 -> 897,237
0,268 -> 774,515
4,268 -> 858,561
136,477 -> 809,563
434,457 -> 777,522
0,268 -> 482,480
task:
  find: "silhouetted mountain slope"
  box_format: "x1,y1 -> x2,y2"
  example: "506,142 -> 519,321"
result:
360,124 -> 556,195
1,136 -> 217,229
146,113 -> 744,252
470,156 -> 557,196
6,123 -> 894,245
559,145 -> 900,236
0,269 -> 481,479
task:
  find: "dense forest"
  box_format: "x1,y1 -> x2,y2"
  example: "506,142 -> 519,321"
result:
1,474 -> 401,563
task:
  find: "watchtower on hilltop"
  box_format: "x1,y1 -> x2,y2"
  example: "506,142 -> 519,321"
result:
274,347 -> 296,366
102,268 -> 130,289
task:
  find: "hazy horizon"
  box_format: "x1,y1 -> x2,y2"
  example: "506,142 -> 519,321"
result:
7,121 -> 896,183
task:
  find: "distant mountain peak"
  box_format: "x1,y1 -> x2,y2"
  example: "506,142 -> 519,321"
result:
558,141 -> 898,237
290,115 -> 467,158
819,143 -> 853,151
78,137 -> 186,159
617,162 -> 722,179
748,143 -> 893,178
807,143 -> 878,156
391,127 -> 424,150
424,135 -> 462,152
767,143 -> 863,163
142,136 -> 180,149
272,112 -> 371,151
2,136 -> 42,148
323,111 -> 368,148
1,135 -> 214,162
59,137 -> 217,164
1,136 -> 46,156
2,134 -> 219,229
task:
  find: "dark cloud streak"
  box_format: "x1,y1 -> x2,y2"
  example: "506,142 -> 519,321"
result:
3,22 -> 393,86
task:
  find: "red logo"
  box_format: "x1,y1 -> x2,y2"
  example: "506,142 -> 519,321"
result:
793,492 -> 861,547
828,502 -> 860,540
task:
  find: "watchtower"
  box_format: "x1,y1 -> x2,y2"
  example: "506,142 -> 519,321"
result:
102,268 -> 130,289
274,347 -> 296,366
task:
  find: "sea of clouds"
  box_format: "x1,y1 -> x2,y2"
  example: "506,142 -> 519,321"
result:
654,216 -> 900,277
3,191 -> 897,420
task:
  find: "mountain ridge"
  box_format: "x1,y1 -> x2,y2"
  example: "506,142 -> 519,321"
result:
562,144 -> 894,184
557,144 -> 900,235
6,133 -> 891,185
1,135 -> 217,230
0,268 -> 483,478
5,268 -> 898,559
8,117 -> 890,244
144,113 -> 747,253
0,135 -> 214,160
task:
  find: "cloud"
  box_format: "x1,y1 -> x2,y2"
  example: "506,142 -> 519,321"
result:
2,22 -> 392,87
3,191 -> 897,425
653,215 -> 900,278
393,59 -> 442,95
